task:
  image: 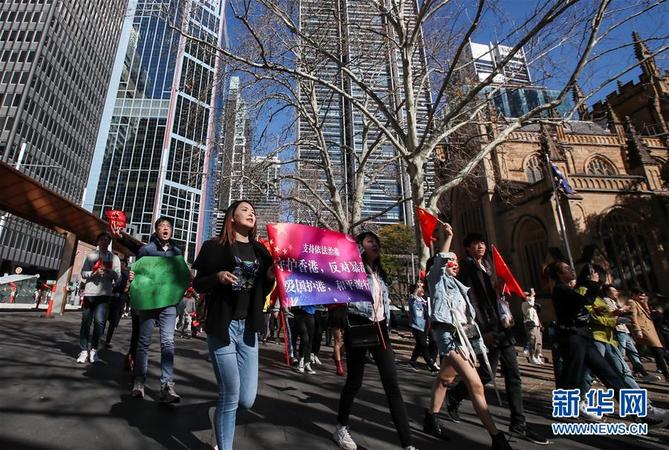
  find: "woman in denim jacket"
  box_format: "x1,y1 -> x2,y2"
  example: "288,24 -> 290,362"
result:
333,231 -> 415,450
423,223 -> 511,450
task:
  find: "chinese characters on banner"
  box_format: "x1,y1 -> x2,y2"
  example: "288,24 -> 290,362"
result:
266,223 -> 373,307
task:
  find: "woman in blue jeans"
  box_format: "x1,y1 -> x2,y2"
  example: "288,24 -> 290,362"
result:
192,200 -> 274,450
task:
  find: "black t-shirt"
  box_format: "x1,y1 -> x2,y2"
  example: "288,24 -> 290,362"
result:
231,241 -> 260,319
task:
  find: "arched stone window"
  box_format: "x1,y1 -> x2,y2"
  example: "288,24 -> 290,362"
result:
586,156 -> 617,176
525,154 -> 544,183
601,210 -> 657,292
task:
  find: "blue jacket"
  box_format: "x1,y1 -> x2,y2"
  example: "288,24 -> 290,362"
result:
137,235 -> 182,259
408,294 -> 428,331
427,252 -> 476,326
348,272 -> 390,323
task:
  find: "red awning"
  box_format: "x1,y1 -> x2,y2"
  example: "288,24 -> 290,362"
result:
0,161 -> 141,255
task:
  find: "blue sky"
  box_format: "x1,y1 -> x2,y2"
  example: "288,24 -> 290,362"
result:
224,0 -> 669,154
468,0 -> 669,103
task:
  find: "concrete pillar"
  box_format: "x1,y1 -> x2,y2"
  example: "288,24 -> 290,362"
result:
48,232 -> 78,317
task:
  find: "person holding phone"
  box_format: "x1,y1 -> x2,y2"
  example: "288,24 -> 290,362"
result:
192,200 -> 274,450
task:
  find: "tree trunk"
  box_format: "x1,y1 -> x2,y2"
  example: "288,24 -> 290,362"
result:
406,156 -> 430,269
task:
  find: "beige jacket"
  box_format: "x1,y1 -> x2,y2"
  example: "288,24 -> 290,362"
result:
629,299 -> 662,348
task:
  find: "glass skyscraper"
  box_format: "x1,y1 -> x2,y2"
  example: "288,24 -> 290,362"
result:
297,0 -> 433,226
0,0 -> 127,274
85,0 -> 227,262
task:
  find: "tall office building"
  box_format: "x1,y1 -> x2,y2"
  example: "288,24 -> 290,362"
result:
0,0 -> 127,275
247,155 -> 281,236
210,76 -> 280,236
85,0 -> 227,262
297,0 -> 433,226
466,41 -> 532,85
464,41 -> 574,118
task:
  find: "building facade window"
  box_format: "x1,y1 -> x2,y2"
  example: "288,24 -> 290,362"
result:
525,154 -> 544,183
586,155 -> 617,175
514,217 -> 548,293
601,210 -> 658,293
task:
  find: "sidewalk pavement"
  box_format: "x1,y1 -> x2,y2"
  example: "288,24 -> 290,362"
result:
0,311 -> 667,450
0,302 -> 80,311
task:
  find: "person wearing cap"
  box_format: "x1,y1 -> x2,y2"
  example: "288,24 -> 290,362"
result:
423,223 -> 511,450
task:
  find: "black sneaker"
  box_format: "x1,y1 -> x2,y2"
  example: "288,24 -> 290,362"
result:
158,382 -> 181,404
509,427 -> 549,445
423,410 -> 450,440
408,360 -> 418,371
445,398 -> 461,423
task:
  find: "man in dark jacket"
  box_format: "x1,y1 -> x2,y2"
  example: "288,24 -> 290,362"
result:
446,233 -> 548,445
129,216 -> 183,403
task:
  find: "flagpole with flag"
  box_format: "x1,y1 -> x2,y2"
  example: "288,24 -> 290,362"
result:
544,154 -> 576,269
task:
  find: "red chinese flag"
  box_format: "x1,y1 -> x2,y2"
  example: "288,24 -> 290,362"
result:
416,207 -> 438,247
105,210 -> 127,229
492,245 -> 526,299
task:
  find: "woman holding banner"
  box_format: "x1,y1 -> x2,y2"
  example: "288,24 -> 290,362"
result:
333,231 -> 416,450
192,200 -> 274,450
423,223 -> 512,450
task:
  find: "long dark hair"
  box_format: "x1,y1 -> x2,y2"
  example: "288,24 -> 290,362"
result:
218,200 -> 258,246
356,231 -> 389,284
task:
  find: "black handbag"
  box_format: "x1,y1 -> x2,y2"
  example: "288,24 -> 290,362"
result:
346,315 -> 381,349
461,323 -> 481,341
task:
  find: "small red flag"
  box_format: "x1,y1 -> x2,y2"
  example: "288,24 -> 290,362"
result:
492,245 -> 526,299
416,207 -> 438,247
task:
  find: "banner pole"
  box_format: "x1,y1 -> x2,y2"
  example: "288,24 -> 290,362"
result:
279,310 -> 290,367
545,154 -> 576,269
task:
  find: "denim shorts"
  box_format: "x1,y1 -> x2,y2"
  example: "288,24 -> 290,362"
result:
431,322 -> 462,356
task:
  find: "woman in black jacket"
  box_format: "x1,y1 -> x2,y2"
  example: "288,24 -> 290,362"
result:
192,200 -> 274,450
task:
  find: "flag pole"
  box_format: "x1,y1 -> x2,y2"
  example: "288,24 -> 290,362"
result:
544,154 -> 576,269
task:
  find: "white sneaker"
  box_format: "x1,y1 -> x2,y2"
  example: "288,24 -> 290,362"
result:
313,355 -> 322,365
530,356 -> 542,365
76,351 -> 89,364
89,349 -> 98,363
305,363 -> 316,374
579,403 -> 600,422
333,424 -> 357,450
297,357 -> 305,373
310,354 -> 315,364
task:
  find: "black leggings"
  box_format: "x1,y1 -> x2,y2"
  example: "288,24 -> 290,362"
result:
337,319 -> 411,447
410,328 -> 432,365
295,312 -> 315,361
312,311 -> 326,356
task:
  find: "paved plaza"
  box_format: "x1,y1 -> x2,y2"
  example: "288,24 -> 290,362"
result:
0,311 -> 668,450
